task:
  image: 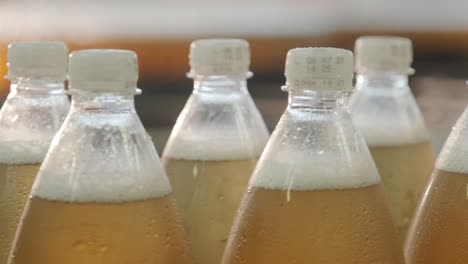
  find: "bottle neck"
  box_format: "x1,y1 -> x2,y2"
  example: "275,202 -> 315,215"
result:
10,78 -> 66,96
193,75 -> 249,94
71,92 -> 136,112
288,89 -> 348,110
355,73 -> 409,91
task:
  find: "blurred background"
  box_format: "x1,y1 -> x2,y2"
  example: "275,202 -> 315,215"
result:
1,0 -> 468,152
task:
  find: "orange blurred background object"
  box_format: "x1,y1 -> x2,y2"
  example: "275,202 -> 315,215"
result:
1,0 -> 468,150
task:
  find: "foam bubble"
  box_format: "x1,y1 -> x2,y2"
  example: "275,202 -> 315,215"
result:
0,141 -> 48,164
0,92 -> 69,164
436,107 -> 468,174
164,130 -> 268,160
250,150 -> 380,191
31,111 -> 173,202
32,168 -> 172,203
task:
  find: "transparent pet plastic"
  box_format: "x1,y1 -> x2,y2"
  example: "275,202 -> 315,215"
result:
248,90 -> 381,191
164,75 -> 268,159
349,74 -> 431,146
31,92 -> 172,201
0,80 -> 69,163
405,105 -> 468,263
162,74 -> 269,264
9,90 -> 192,263
223,49 -> 404,262
349,74 -> 435,238
0,78 -> 69,264
222,89 -> 404,264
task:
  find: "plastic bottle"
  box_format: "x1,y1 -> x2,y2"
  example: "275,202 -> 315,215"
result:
0,41 -> 69,264
349,36 -> 435,239
222,47 -> 405,263
162,39 -> 269,264
8,49 -> 192,264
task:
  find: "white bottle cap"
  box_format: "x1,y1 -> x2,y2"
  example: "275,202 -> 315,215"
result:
283,47 -> 354,92
188,38 -> 250,77
355,36 -> 413,74
68,49 -> 139,94
7,41 -> 68,80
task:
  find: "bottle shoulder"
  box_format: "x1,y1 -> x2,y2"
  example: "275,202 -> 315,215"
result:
32,109 -> 172,203
249,107 -> 381,191
163,92 -> 269,161
269,108 -> 361,151
437,106 -> 468,173
349,88 -> 431,146
0,93 -> 70,128
0,94 -> 70,164
349,85 -> 420,113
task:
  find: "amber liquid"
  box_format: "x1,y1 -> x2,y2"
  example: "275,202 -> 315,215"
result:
0,163 -> 40,264
9,195 -> 193,264
369,142 -> 435,239
222,184 -> 405,264
163,158 -> 256,264
405,170 -> 468,263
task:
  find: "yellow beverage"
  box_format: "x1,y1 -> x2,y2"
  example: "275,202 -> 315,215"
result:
9,194 -> 192,264
369,141 -> 435,238
223,46 -> 405,263
405,169 -> 468,263
7,48 -> 193,264
223,183 -> 405,263
163,158 -> 256,264
0,163 -> 40,264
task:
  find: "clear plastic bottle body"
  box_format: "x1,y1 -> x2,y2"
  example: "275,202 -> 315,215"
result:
349,74 -> 435,239
8,91 -> 192,264
222,89 -> 405,263
405,106 -> 468,263
0,78 -> 70,264
162,75 -> 269,264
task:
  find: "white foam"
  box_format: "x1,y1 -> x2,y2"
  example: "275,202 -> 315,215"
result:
0,92 -> 69,164
164,130 -> 268,161
31,111 -> 173,202
0,141 -> 48,164
32,168 -> 172,203
356,121 -> 430,146
436,107 -> 468,174
250,150 -> 380,191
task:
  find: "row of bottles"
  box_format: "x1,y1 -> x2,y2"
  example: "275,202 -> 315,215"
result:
0,36 -> 464,263
0,45 -> 192,263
